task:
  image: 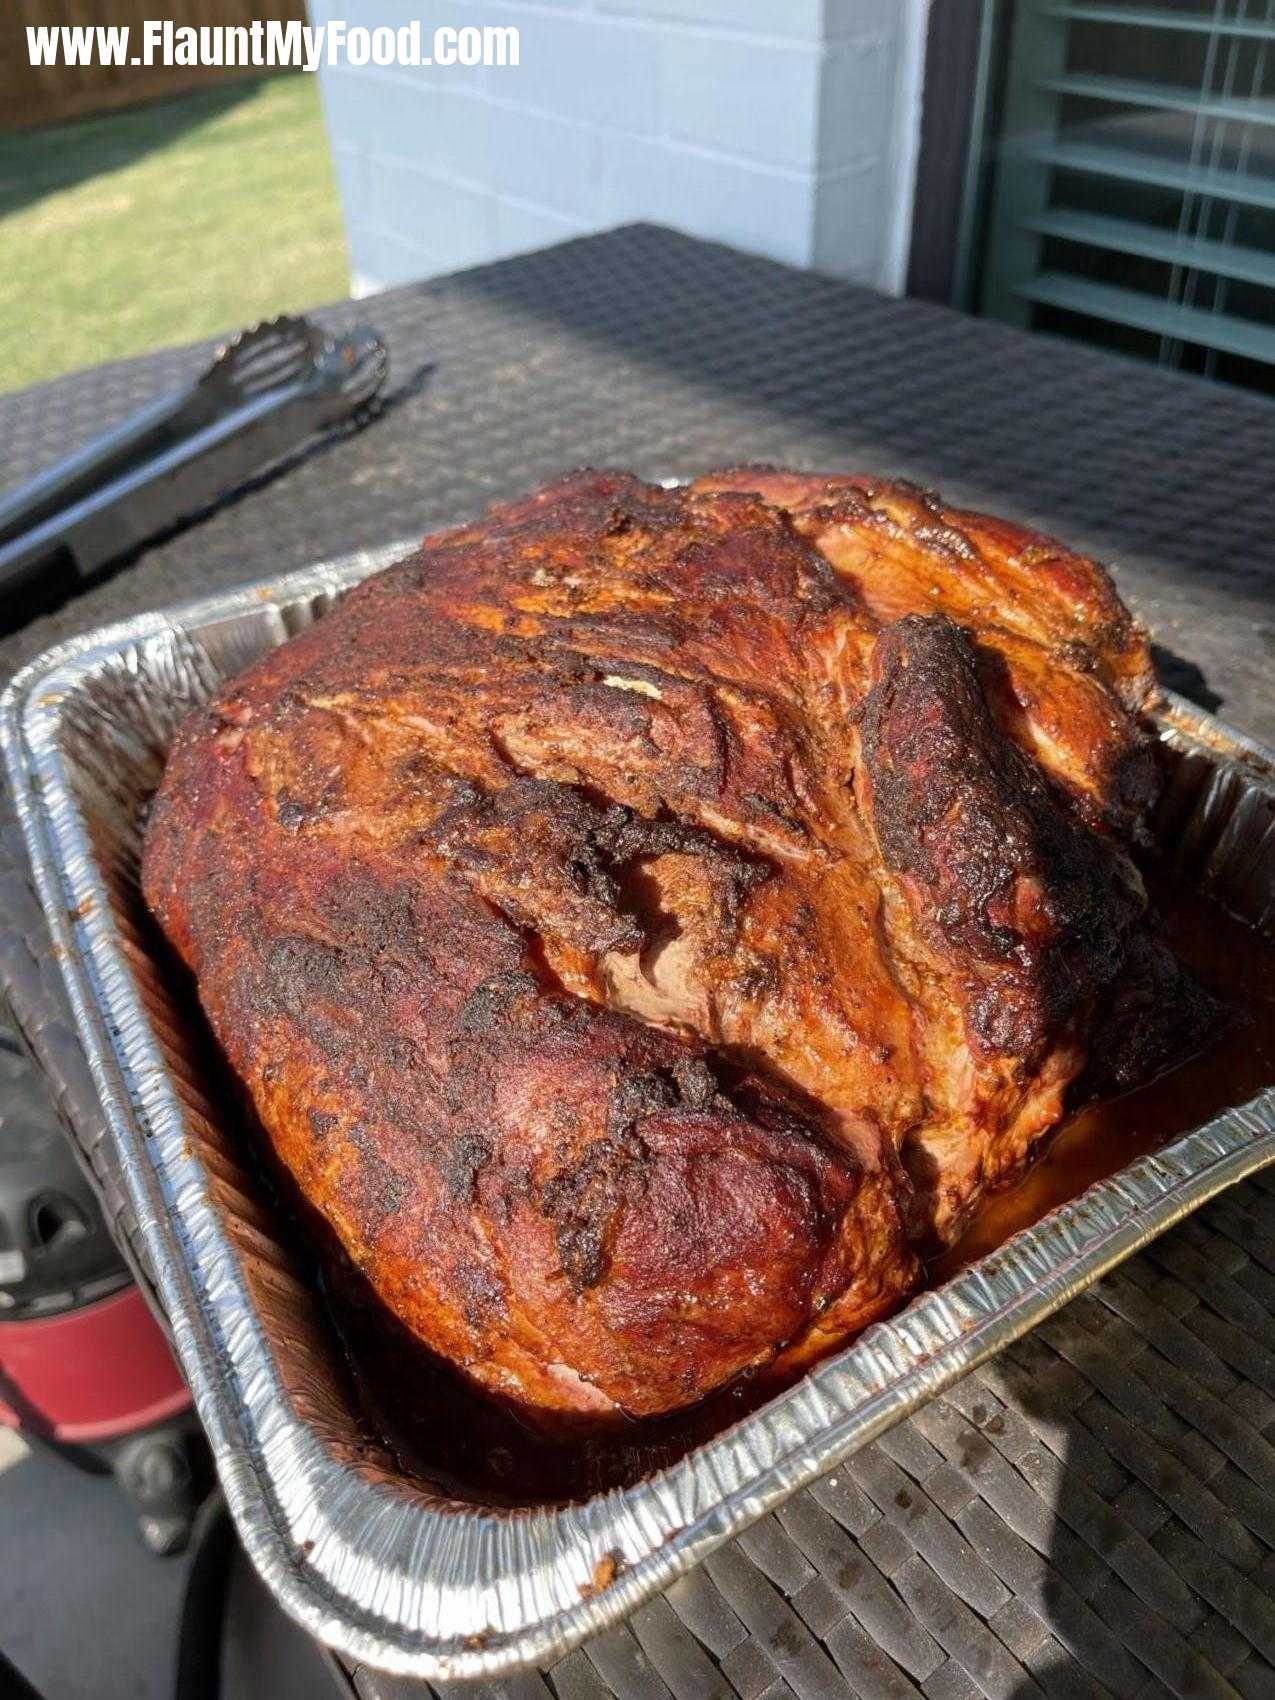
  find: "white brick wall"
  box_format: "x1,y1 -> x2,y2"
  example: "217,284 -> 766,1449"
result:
310,0 -> 930,297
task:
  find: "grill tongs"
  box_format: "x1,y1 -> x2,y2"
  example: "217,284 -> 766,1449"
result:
0,315 -> 388,600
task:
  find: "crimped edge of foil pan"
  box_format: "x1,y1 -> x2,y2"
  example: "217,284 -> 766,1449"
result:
3,549 -> 1273,1681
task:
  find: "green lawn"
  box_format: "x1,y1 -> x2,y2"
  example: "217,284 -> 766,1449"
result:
0,74 -> 349,393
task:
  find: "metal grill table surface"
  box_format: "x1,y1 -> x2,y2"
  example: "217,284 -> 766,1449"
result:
1,225 -> 1273,1700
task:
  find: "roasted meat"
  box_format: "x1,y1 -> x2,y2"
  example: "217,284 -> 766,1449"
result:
143,469 -> 1202,1421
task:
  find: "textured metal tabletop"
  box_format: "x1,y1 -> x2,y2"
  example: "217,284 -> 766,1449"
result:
1,225 -> 1272,1700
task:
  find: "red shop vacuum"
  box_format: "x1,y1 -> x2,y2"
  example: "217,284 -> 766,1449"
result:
0,1025 -> 342,1697
0,1027 -> 208,1554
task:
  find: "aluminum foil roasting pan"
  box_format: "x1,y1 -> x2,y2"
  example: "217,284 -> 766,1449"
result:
3,545 -> 1274,1681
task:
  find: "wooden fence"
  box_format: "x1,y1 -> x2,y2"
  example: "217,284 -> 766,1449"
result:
2,1 -> 309,131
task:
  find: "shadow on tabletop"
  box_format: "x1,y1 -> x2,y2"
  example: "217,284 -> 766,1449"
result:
433,224 -> 1274,641
993,1220 -> 1275,1700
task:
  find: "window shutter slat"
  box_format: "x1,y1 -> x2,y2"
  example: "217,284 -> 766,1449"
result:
1018,272 -> 1275,363
1037,71 -> 1275,127
971,3 -> 1275,390
1040,4 -> 1275,43
1020,208 -> 1275,290
1021,140 -> 1275,213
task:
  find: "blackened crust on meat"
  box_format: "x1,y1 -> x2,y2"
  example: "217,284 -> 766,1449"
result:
1083,931 -> 1221,1096
860,614 -> 1142,1059
539,1129 -> 650,1292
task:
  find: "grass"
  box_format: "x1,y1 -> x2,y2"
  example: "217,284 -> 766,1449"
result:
0,74 -> 349,393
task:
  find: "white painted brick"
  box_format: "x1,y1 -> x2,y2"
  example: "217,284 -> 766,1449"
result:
817,34 -> 895,172
320,70 -> 491,190
315,64 -> 376,134
480,0 -> 586,10
327,144 -> 374,229
597,134 -> 815,268
344,224 -> 436,292
363,160 -> 495,271
573,23 -> 665,134
491,196 -> 591,261
316,0 -> 416,38
488,9 -> 664,133
595,0 -> 825,37
661,34 -> 821,168
485,107 -> 603,221
315,0 -> 925,293
395,82 -> 491,188
811,157 -> 890,282
825,0 -> 905,38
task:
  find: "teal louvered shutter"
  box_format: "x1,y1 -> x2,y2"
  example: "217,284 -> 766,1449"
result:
974,1 -> 1275,392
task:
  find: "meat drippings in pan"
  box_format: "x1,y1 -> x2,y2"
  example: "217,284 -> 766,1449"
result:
142,469 -> 1227,1431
